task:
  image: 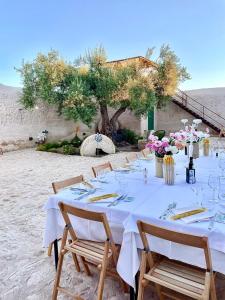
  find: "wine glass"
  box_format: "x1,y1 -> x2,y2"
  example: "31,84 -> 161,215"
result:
208,175 -> 219,203
219,176 -> 225,202
219,158 -> 225,176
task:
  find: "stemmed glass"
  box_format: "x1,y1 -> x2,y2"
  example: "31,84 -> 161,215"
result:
208,175 -> 219,203
218,176 -> 225,202
219,158 -> 225,176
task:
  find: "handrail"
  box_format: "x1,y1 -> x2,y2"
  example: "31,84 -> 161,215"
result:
176,89 -> 225,123
173,89 -> 225,131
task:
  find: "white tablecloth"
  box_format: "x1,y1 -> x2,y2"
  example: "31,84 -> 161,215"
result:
43,153 -> 225,288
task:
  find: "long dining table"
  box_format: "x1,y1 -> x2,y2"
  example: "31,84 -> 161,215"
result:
43,152 -> 225,298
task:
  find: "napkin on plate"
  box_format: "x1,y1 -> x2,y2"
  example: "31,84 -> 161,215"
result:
170,206 -> 206,221
88,193 -> 118,203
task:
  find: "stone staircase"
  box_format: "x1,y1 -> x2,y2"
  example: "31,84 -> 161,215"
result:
172,89 -> 225,133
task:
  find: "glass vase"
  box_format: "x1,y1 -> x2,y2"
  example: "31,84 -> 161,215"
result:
155,156 -> 163,178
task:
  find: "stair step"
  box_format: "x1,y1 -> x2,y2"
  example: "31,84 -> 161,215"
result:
172,98 -> 221,133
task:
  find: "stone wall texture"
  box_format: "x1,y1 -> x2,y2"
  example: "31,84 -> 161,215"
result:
0,84 -> 141,151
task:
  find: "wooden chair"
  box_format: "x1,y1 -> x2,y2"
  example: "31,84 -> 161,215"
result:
92,161 -> 113,178
126,152 -> 138,163
48,175 -> 84,257
52,202 -> 125,300
137,221 -> 217,300
141,148 -> 150,157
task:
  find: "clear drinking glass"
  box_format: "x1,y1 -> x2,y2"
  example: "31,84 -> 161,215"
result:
219,176 -> 225,202
208,175 -> 219,203
219,158 -> 225,176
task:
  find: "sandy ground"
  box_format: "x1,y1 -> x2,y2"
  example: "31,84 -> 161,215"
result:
0,149 -> 225,300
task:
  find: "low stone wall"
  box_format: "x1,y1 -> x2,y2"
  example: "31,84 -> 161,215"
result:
0,84 -> 141,152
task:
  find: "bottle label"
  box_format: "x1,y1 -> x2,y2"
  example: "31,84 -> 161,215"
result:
189,169 -> 195,184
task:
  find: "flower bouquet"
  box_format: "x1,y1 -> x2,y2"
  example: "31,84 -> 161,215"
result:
146,133 -> 180,178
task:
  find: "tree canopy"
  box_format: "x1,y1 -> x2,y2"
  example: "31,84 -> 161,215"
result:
18,45 -> 190,136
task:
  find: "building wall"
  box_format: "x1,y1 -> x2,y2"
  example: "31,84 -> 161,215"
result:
155,87 -> 225,135
0,84 -> 141,151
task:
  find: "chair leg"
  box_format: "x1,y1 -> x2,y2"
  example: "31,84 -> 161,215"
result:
80,256 -> 91,276
72,253 -> 81,272
155,284 -> 165,300
52,250 -> 66,300
97,244 -> 109,300
210,273 -> 217,300
137,251 -> 147,300
48,242 -> 53,256
68,239 -> 81,273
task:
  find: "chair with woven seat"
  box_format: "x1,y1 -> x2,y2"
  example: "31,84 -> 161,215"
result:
92,161 -> 113,178
126,152 -> 138,163
52,202 -> 125,300
137,220 -> 217,300
48,175 -> 85,258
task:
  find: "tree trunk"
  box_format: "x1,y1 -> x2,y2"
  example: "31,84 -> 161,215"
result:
99,104 -> 127,138
99,104 -> 111,135
110,106 -> 127,132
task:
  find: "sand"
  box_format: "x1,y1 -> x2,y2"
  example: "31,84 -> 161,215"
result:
0,149 -> 224,300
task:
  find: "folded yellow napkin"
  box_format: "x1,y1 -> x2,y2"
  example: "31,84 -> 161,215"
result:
171,208 -> 206,220
88,193 -> 118,202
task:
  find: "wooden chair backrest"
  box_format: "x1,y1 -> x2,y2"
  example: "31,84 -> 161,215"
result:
137,220 -> 213,271
92,162 -> 113,177
142,148 -> 150,157
126,153 -> 138,163
58,202 -> 118,259
52,175 -> 84,194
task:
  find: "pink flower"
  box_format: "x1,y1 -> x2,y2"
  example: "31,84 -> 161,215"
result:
206,127 -> 209,133
162,141 -> 169,147
155,141 -> 162,147
170,133 -> 175,138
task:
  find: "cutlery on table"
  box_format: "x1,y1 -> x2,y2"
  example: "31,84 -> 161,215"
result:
108,194 -> 127,207
159,202 -> 177,220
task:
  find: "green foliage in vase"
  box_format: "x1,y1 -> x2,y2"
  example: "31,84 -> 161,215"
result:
18,45 -> 190,137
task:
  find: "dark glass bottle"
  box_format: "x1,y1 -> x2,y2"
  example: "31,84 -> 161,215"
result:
186,157 -> 196,184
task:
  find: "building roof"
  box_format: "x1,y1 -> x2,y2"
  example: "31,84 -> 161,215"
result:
106,56 -> 157,68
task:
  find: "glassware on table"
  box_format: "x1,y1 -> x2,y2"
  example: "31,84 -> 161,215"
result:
143,167 -> 148,184
114,172 -> 126,194
202,186 -> 215,211
208,175 -> 219,203
219,158 -> 225,176
218,176 -> 225,202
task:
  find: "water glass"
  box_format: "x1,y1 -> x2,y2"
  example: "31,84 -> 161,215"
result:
219,176 -> 225,202
208,175 -> 219,203
202,187 -> 215,211
219,158 -> 225,176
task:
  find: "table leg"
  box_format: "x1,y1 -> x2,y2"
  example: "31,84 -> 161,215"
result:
53,239 -> 59,270
130,273 -> 139,300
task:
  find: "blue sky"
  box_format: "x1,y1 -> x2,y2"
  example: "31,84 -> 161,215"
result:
0,0 -> 225,90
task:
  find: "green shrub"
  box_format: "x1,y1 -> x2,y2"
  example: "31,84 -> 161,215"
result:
62,145 -> 80,155
70,135 -> 82,147
122,128 -> 142,145
60,140 -> 71,147
36,142 -> 61,151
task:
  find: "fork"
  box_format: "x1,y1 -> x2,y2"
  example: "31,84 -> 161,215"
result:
108,194 -> 127,207
159,202 -> 177,220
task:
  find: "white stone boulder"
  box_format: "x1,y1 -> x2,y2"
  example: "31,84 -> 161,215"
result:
80,134 -> 116,156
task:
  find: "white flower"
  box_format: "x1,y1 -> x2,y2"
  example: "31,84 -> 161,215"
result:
193,119 -> 202,125
165,146 -> 179,154
181,119 -> 188,124
162,137 -> 169,142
